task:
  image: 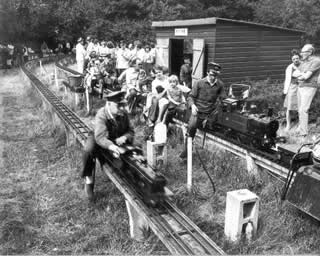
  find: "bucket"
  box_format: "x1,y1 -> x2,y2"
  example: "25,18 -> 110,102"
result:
68,75 -> 83,88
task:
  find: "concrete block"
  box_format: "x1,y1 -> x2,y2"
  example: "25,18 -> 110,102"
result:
224,189 -> 259,242
147,140 -> 167,169
125,200 -> 149,241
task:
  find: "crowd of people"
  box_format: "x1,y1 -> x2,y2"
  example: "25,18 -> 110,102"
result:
75,36 -> 193,136
0,43 -> 35,69
75,38 -> 319,200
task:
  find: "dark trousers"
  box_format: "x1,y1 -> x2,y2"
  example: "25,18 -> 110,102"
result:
187,113 -> 206,138
116,68 -> 126,77
81,133 -> 124,178
81,133 -> 99,178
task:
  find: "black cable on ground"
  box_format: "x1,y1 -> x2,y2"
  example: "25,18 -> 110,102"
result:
194,145 -> 216,194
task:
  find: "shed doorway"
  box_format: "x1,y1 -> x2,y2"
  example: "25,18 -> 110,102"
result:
169,39 -> 193,77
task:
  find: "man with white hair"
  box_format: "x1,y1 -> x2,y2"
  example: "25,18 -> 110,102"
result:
296,44 -> 320,136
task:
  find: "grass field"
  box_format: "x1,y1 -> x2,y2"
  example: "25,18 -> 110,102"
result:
1,63 -> 319,254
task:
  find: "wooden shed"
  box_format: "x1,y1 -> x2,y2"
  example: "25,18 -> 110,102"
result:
152,17 -> 305,84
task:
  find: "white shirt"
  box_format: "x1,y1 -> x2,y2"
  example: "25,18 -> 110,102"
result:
86,42 -> 95,58
99,45 -> 109,57
151,77 -> 169,94
136,48 -> 146,61
118,67 -> 140,90
76,43 -> 86,61
116,48 -> 130,69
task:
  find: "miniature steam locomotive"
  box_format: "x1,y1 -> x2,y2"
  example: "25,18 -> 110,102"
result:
99,145 -> 167,207
177,84 -> 280,150
209,97 -> 279,149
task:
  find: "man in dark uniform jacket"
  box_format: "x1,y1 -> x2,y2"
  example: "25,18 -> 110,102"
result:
180,62 -> 225,158
81,91 -> 134,200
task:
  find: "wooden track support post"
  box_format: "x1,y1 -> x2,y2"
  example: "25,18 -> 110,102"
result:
54,66 -> 60,91
187,137 -> 193,191
125,200 -> 149,241
64,125 -> 76,147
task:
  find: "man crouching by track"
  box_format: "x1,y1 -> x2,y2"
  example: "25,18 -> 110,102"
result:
81,91 -> 134,201
180,62 -> 225,158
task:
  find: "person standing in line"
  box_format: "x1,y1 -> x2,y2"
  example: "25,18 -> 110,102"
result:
22,45 -> 29,63
296,44 -> 320,136
180,62 -> 225,158
283,50 -> 302,131
180,55 -> 192,88
143,45 -> 154,75
86,36 -> 95,58
115,40 -> 130,77
76,37 -> 86,74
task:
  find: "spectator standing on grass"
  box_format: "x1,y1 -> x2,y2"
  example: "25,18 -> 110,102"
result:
115,40 -> 130,76
143,45 -> 154,75
180,55 -> 192,88
76,37 -> 86,74
180,62 -> 225,158
296,44 -> 320,136
81,91 -> 134,201
283,49 -> 302,131
22,45 -> 29,63
86,36 -> 94,58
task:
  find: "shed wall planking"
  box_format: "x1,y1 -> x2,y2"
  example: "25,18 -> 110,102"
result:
215,20 -> 303,83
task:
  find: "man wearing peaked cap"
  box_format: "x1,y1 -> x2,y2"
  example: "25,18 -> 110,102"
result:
105,91 -> 127,104
180,61 -> 225,158
81,90 -> 134,201
207,62 -> 221,73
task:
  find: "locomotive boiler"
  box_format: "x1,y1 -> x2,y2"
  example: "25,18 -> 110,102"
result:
183,83 -> 281,150
99,145 -> 167,207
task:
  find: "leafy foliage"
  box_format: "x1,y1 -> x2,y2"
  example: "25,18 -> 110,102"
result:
0,0 -> 319,49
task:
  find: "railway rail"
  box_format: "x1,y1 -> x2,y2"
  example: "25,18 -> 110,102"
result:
173,118 -> 290,181
55,57 -> 291,181
21,57 -> 225,255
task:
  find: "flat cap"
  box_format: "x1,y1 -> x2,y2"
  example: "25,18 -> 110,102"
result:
207,62 -> 221,74
106,91 -> 127,104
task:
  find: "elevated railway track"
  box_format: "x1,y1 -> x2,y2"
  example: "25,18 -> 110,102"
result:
21,57 -> 225,255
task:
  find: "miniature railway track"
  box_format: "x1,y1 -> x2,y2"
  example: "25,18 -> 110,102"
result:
55,57 -> 291,181
173,118 -> 289,181
21,57 -> 224,255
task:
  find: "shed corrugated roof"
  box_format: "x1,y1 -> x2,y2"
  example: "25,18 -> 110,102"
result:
152,17 -> 305,34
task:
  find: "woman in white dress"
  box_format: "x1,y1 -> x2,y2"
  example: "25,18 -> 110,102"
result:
283,50 -> 302,131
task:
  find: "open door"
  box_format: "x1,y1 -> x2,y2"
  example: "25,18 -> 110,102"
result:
155,38 -> 169,69
192,39 -> 205,83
